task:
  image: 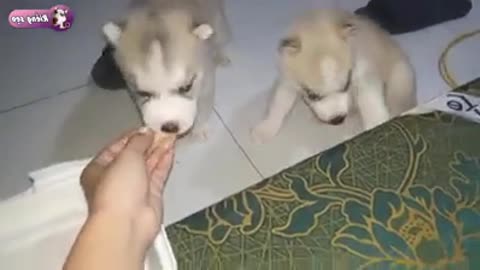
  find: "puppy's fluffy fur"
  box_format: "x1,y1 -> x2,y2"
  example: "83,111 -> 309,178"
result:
102,0 -> 231,139
252,9 -> 416,143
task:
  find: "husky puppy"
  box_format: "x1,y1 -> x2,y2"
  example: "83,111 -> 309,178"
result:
102,0 -> 231,139
252,9 -> 416,143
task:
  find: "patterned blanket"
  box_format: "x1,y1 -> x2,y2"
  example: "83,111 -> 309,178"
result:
166,78 -> 480,270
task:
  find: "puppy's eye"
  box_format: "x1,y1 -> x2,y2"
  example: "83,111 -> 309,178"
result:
137,91 -> 154,98
178,84 -> 192,94
178,76 -> 196,94
303,87 -> 323,101
178,82 -> 193,94
307,93 -> 322,101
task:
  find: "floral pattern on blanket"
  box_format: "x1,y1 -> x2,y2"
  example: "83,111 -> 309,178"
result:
166,79 -> 480,270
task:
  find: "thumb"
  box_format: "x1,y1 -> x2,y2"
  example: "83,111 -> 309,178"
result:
149,148 -> 174,198
122,129 -> 154,157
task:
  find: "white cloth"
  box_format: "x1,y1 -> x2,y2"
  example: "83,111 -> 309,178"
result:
0,159 -> 176,270
424,92 -> 480,123
404,92 -> 480,124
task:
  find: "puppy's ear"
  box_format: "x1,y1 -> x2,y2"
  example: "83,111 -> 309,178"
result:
279,36 -> 301,55
102,21 -> 124,46
192,24 -> 214,40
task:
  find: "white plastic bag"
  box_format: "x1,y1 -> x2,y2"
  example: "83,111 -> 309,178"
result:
0,160 -> 177,270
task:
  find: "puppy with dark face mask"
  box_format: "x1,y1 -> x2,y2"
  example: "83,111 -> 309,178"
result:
102,0 -> 231,141
252,9 -> 416,143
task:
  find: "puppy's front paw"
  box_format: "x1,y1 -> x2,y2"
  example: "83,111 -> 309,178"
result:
215,52 -> 231,67
400,106 -> 434,117
362,118 -> 388,131
191,126 -> 209,143
251,121 -> 279,144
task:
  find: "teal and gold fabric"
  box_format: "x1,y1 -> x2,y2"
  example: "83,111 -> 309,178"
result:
166,78 -> 480,270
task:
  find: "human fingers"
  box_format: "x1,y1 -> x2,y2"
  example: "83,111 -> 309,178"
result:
80,128 -> 142,203
148,148 -> 174,219
102,130 -> 155,188
150,148 -> 175,198
119,128 -> 155,158
146,136 -> 176,175
93,129 -> 140,166
80,162 -> 103,205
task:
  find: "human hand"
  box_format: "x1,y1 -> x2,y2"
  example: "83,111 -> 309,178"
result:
80,127 -> 176,248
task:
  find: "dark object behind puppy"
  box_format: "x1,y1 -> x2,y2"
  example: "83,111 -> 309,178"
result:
356,0 -> 472,34
90,45 -> 126,90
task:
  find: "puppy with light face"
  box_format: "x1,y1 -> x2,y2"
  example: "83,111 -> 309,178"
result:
252,9 -> 416,143
52,8 -> 68,29
102,0 -> 231,139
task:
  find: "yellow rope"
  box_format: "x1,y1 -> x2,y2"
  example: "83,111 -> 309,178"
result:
438,29 -> 480,88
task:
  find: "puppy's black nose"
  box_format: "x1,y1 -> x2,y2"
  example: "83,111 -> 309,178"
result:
328,116 -> 346,125
161,122 -> 179,134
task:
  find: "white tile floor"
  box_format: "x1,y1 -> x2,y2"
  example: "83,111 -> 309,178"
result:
1,0 -> 479,224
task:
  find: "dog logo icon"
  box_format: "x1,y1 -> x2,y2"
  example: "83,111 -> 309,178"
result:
8,4 -> 74,31
50,5 -> 73,31
52,8 -> 68,29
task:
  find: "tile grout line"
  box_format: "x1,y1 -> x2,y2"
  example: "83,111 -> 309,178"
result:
213,107 -> 265,180
0,84 -> 88,114
1,81 -> 266,180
